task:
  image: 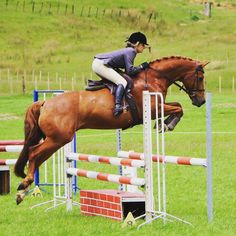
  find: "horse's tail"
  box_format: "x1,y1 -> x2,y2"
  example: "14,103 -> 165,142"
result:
14,101 -> 45,178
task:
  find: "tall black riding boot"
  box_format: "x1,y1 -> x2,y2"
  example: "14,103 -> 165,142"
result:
114,84 -> 125,117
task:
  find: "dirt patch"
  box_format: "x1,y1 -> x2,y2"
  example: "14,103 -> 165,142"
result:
0,114 -> 20,120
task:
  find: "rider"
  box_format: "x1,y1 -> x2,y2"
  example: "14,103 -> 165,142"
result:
92,32 -> 150,117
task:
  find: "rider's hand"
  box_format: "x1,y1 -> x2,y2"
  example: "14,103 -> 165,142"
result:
140,62 -> 149,70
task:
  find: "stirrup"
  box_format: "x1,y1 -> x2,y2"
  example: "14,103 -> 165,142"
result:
113,105 -> 123,117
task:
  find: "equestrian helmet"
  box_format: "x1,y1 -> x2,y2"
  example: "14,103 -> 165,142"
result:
126,32 -> 149,45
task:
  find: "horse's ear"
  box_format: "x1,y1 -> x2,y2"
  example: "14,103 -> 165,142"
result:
201,61 -> 210,67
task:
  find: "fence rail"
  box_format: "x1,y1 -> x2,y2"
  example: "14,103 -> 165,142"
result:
2,0 -> 204,22
0,68 -> 235,94
3,1 -> 159,22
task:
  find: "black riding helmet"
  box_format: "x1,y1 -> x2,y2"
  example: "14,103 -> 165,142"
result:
126,32 -> 149,46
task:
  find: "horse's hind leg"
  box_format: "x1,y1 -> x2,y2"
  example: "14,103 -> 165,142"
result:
16,137 -> 63,205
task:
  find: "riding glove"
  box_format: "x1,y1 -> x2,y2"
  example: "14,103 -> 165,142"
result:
140,62 -> 149,70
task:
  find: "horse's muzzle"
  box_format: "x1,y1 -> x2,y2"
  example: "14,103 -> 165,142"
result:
191,96 -> 206,107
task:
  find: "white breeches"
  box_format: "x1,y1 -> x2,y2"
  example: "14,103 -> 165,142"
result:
92,58 -> 127,88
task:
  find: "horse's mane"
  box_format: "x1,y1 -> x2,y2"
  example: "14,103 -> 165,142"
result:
150,56 -> 199,64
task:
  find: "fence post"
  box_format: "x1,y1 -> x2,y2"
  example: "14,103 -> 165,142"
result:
55,72 -> 58,83
88,7 -> 91,17
232,77 -> 235,93
71,77 -> 74,91
57,2 -> 60,13
10,74 -> 13,94
65,4 -> 68,15
7,69 -> 10,81
23,0 -> 25,12
204,2 -> 212,17
32,1 -> 35,13
80,6 -> 84,16
218,76 -> 222,93
47,72 -> 50,90
22,74 -> 25,94
34,76 -> 38,90
16,1 -> 19,11
148,12 -> 153,23
32,70 -> 35,82
48,2 -> 51,14
59,77 -> 62,90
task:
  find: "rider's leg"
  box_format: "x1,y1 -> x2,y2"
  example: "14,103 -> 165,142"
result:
92,59 -> 127,116
114,84 -> 125,117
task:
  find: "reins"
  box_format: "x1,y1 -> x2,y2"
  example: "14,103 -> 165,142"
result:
146,64 -> 205,96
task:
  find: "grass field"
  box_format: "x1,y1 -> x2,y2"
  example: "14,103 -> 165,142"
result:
0,0 -> 236,94
0,0 -> 236,235
0,92 -> 235,235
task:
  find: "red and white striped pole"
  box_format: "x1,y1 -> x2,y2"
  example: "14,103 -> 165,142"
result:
118,151 -> 207,167
67,153 -> 144,168
0,159 -> 17,165
0,145 -> 23,152
0,140 -> 24,145
67,168 -> 145,186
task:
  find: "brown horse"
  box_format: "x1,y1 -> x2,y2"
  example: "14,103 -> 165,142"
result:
14,56 -> 208,204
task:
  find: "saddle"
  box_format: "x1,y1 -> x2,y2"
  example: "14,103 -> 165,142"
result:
86,74 -> 142,128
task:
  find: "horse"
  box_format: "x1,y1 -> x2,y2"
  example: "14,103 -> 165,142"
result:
14,56 -> 208,204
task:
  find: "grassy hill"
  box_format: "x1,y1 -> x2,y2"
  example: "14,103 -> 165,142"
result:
0,0 -> 236,94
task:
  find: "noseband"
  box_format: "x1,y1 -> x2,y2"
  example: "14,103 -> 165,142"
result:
147,64 -> 205,96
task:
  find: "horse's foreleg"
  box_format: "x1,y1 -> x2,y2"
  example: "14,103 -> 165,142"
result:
155,102 -> 183,132
16,138 -> 62,205
163,102 -> 183,131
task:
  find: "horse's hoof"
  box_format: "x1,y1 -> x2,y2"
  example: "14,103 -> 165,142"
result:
158,124 -> 169,133
17,183 -> 25,191
16,193 -> 23,205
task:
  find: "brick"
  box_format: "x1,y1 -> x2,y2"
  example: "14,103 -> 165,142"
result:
100,193 -> 107,201
107,195 -> 114,202
84,198 -> 91,205
87,191 -> 93,198
114,211 -> 122,219
80,205 -> 87,212
88,206 -> 94,213
102,208 -> 108,216
94,192 -> 99,199
97,200 -> 104,208
80,190 -> 87,197
104,201 -> 111,209
114,196 -> 120,204
91,199 -> 97,206
107,210 -> 115,217
110,203 -> 118,210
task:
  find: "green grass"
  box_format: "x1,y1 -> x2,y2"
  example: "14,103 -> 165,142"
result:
0,92 -> 235,235
0,0 -> 236,235
0,0 -> 236,94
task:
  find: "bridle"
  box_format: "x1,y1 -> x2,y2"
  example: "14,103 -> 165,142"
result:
145,64 -> 205,96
